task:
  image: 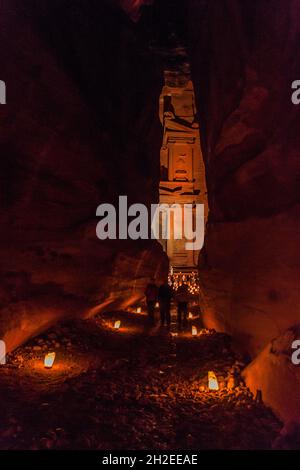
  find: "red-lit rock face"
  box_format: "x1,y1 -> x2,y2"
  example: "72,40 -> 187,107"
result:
189,0 -> 300,354
119,0 -> 153,21
2,0 -> 300,431
189,0 -> 300,426
0,0 -> 167,351
243,325 -> 300,429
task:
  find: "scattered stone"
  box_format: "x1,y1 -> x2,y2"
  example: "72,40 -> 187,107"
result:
0,318 -> 281,450
48,333 -> 57,340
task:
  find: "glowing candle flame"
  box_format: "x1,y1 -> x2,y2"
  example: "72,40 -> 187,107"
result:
188,312 -> 193,320
114,320 -> 121,329
136,307 -> 142,314
44,352 -> 56,369
192,326 -> 198,336
208,371 -> 219,391
155,302 -> 159,308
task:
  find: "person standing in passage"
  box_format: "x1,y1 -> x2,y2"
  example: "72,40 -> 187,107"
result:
175,283 -> 189,328
144,278 -> 158,325
158,283 -> 173,327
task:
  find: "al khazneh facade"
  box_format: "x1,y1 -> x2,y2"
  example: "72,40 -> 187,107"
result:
159,63 -> 208,271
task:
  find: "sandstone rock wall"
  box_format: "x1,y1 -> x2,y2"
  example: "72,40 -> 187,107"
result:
189,0 -> 300,356
188,0 -> 300,425
0,0 -> 167,351
243,325 -> 300,432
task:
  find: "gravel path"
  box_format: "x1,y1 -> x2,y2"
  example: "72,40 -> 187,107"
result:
0,309 -> 281,450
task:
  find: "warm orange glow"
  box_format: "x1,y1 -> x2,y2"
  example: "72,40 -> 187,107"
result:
136,307 -> 142,314
192,326 -> 198,336
168,271 -> 200,295
44,352 -> 56,369
208,371 -> 219,391
155,302 -> 159,308
188,312 -> 193,320
199,328 -> 210,336
114,320 -> 121,329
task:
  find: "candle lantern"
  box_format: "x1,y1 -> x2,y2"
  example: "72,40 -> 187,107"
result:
208,371 -> 219,391
192,326 -> 198,336
114,320 -> 121,329
44,352 -> 56,369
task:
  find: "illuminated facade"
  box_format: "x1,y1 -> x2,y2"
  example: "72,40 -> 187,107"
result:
159,64 -> 208,272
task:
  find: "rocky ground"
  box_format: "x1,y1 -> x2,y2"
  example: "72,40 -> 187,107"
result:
0,307 -> 282,450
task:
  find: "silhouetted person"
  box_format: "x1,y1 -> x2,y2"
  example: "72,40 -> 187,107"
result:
158,283 -> 173,327
144,279 -> 158,325
175,283 -> 189,327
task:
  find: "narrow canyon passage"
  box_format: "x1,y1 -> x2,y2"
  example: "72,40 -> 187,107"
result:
0,310 -> 281,450
1,0 -> 300,453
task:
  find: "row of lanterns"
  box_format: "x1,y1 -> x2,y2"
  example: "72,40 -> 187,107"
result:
43,350 -> 220,392
42,309 -> 217,384
43,318 -> 123,369
44,320 -> 121,369
111,313 -> 219,391
43,357 -> 220,392
168,270 -> 200,295
33,327 -> 222,394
